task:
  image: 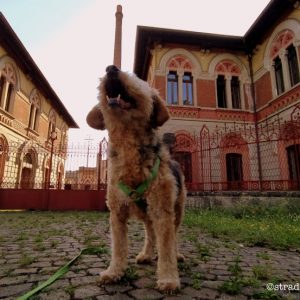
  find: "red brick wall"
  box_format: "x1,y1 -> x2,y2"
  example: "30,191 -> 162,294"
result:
13,94 -> 29,125
197,79 -> 216,108
254,72 -> 272,109
154,75 -> 166,100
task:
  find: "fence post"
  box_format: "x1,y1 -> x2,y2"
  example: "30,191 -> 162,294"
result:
97,140 -> 102,190
248,53 -> 263,190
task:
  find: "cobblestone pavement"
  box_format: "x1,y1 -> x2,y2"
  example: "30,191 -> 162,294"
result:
0,212 -> 299,300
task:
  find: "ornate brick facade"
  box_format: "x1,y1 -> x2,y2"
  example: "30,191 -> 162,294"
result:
0,13 -> 78,189
134,0 -> 300,190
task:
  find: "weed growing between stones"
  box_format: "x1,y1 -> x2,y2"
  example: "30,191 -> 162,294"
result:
19,253 -> 36,266
252,264 -> 273,281
120,266 -> 139,284
64,285 -> 75,297
219,254 -> 244,295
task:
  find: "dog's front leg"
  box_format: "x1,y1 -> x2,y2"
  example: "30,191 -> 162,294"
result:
100,211 -> 128,283
136,219 -> 155,264
152,212 -> 180,291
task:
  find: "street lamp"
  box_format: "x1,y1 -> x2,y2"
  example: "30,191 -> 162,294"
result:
47,130 -> 57,189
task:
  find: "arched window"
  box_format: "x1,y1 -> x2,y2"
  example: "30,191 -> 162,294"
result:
182,72 -> 193,105
47,109 -> 56,140
217,75 -> 226,108
28,89 -> 41,131
287,44 -> 300,87
269,29 -> 300,96
166,55 -> 196,106
167,71 -> 178,105
215,60 -> 243,109
231,76 -> 241,109
0,62 -> 17,113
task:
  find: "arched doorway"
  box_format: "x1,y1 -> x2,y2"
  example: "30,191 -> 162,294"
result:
173,151 -> 192,183
220,133 -> 250,191
0,135 -> 8,186
20,152 -> 34,189
173,132 -> 197,188
57,163 -> 64,190
286,144 -> 300,189
44,158 -> 50,189
226,153 -> 243,190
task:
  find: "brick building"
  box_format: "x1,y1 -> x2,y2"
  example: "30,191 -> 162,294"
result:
133,0 -> 300,190
0,13 -> 78,189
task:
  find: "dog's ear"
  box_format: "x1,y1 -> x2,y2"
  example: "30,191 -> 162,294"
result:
86,105 -> 106,130
151,94 -> 170,128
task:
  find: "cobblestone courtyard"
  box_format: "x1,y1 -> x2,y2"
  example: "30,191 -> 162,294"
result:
0,211 -> 299,300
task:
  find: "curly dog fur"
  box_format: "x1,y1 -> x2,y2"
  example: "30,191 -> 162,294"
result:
86,65 -> 186,291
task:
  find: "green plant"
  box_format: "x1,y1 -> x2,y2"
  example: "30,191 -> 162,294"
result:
241,276 -> 261,288
256,252 -> 271,260
34,242 -> 46,251
252,289 -> 283,299
192,273 -> 202,290
196,242 -> 211,261
34,235 -> 44,243
178,261 -> 191,273
17,232 -> 28,241
121,266 -> 139,283
19,254 -> 35,266
252,264 -> 272,280
228,255 -> 242,276
50,240 -> 59,248
219,278 -> 243,295
219,254 -> 244,295
64,285 -> 75,297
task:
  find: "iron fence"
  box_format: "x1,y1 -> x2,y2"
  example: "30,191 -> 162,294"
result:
1,105 -> 300,192
172,105 -> 300,191
0,139 -> 108,190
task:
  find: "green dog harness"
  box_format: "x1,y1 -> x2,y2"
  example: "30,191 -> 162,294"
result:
117,157 -> 160,212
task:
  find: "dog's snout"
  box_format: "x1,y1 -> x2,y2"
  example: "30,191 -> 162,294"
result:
106,65 -> 119,75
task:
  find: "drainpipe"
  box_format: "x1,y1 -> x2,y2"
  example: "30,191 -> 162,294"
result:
247,53 -> 263,190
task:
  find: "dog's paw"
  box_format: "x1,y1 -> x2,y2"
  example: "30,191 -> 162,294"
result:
100,269 -> 123,284
136,252 -> 152,264
177,253 -> 185,262
157,278 -> 180,292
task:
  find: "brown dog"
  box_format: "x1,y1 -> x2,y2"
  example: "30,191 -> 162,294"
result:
86,65 -> 186,291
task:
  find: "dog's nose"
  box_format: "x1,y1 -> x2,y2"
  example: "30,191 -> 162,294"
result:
106,65 -> 120,74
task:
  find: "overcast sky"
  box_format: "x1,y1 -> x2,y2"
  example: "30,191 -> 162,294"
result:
1,0 -> 270,145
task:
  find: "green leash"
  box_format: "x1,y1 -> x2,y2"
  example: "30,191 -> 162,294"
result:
17,247 -> 105,300
118,157 -> 160,212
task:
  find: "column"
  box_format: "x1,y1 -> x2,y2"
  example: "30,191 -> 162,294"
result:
1,81 -> 9,110
177,69 -> 184,106
225,74 -> 232,109
239,79 -> 245,110
279,49 -> 291,90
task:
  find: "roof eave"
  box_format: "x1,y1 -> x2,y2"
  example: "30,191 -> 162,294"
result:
0,13 -> 79,128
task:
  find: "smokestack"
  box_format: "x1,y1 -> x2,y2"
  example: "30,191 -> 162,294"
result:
113,5 -> 123,68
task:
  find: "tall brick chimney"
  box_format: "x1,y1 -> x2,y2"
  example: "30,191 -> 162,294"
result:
113,5 -> 123,68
